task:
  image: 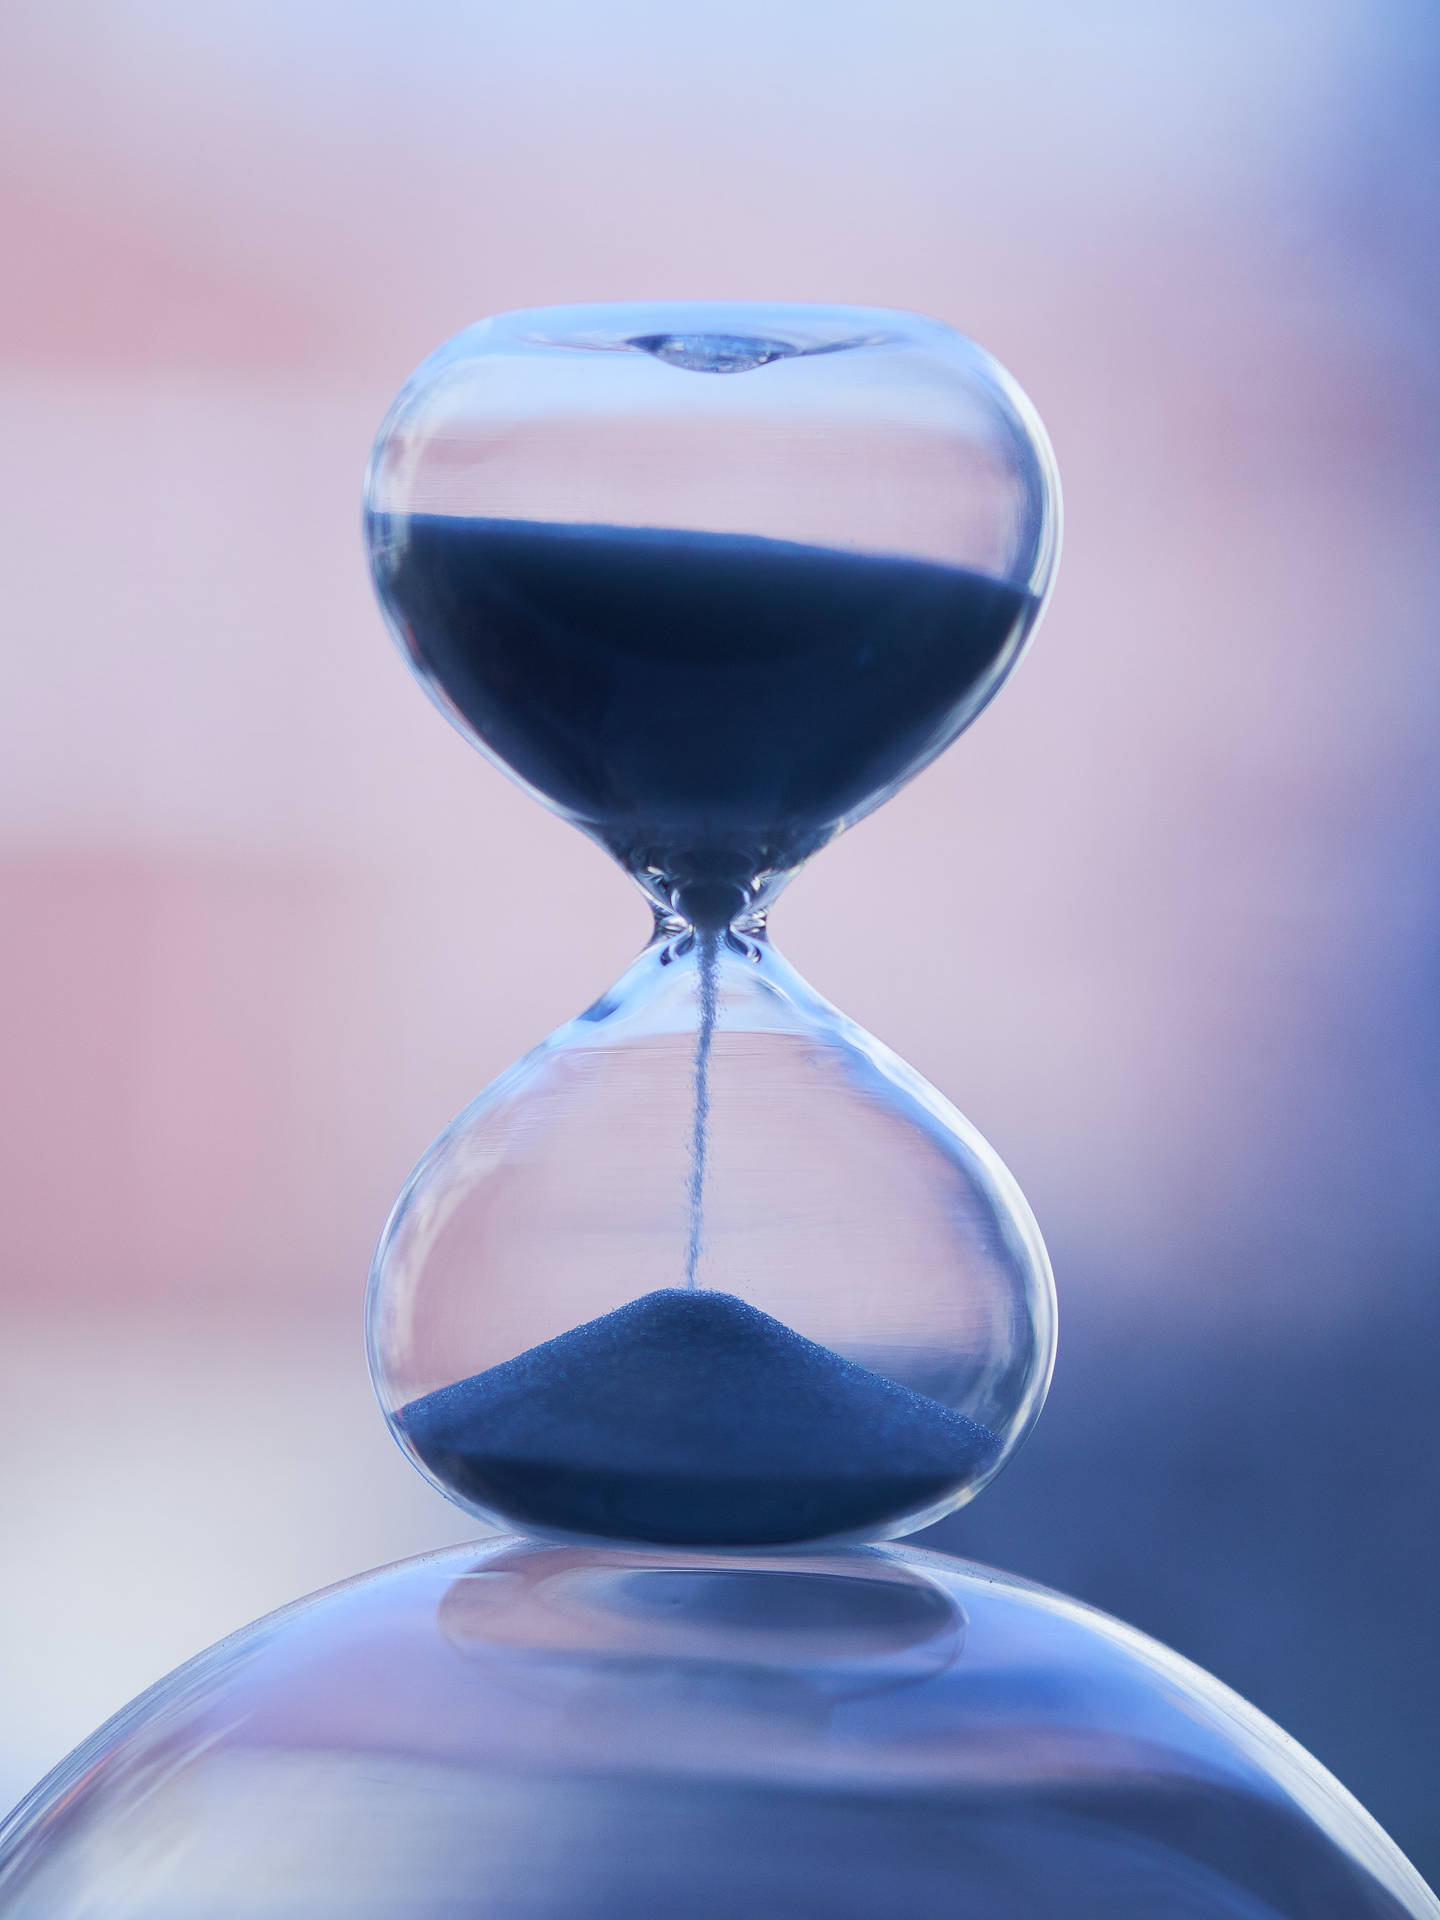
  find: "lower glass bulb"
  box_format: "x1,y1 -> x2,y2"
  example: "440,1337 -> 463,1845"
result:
367,930 -> 1055,1548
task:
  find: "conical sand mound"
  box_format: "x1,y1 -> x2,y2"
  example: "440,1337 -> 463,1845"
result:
399,1289 -> 997,1547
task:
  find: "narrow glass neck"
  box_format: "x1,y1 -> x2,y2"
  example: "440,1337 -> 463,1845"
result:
626,852 -> 801,935
650,903 -> 772,951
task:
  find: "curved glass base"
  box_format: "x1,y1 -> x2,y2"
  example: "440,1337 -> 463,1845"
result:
0,1541 -> 1433,1919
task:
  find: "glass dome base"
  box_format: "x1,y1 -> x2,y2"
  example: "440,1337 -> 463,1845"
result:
1,1541 -> 1432,1920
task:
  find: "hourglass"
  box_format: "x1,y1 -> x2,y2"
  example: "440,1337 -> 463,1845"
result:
362,301 -> 1059,1549
4,301 -> 1434,1920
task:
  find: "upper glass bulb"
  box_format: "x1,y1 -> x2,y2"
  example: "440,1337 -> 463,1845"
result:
364,300 -> 1060,923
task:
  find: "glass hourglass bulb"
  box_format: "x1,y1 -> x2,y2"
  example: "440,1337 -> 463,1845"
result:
364,301 -> 1061,1548
369,932 -> 1054,1546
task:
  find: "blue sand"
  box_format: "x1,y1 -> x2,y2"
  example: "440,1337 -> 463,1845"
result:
368,514 -> 1037,896
398,1289 -> 998,1547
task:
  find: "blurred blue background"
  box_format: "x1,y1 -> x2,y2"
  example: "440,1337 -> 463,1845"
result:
1,0 -> 1437,1882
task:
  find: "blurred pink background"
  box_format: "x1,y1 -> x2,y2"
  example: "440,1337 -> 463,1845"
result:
2,0 -> 1438,1875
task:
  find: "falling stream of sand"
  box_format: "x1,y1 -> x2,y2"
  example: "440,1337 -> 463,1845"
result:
684,925 -> 720,1288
